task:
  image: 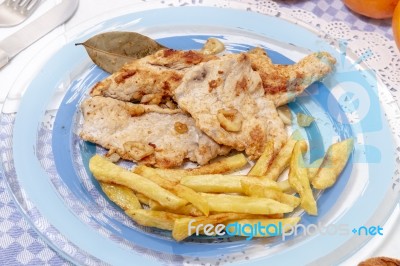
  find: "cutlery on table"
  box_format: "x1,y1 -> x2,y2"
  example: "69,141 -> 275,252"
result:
0,0 -> 79,69
0,0 -> 41,27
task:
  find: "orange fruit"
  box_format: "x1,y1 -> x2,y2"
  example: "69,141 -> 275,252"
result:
344,0 -> 399,19
394,2 -> 400,49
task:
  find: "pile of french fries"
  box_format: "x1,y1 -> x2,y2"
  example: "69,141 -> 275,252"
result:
89,131 -> 354,241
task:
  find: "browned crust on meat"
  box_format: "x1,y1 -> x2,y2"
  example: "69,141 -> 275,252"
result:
114,69 -> 137,84
90,49 -> 217,102
80,96 -> 228,168
183,50 -> 209,65
149,49 -> 217,68
174,53 -> 287,160
235,76 -> 248,96
162,49 -> 176,57
91,46 -> 335,109
208,78 -> 222,92
358,257 -> 400,266
247,49 -> 336,106
247,124 -> 266,159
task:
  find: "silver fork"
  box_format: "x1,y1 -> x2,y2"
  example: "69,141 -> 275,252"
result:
0,0 -> 41,27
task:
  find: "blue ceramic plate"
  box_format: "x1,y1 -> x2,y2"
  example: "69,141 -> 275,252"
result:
1,4 -> 399,266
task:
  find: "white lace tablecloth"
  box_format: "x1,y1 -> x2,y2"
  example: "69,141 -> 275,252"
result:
0,0 -> 399,265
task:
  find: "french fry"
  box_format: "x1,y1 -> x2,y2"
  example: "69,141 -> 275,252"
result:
147,199 -> 204,217
147,198 -> 204,216
147,198 -> 164,210
125,209 -> 187,231
241,181 -> 300,208
172,205 -> 204,217
91,131 -> 351,242
133,168 -> 209,216
239,176 -> 282,192
134,153 -> 248,181
265,213 -> 285,219
171,185 -> 209,216
180,174 -> 280,194
186,153 -> 248,175
200,193 -> 293,215
135,193 -> 151,206
312,138 -> 354,189
180,174 -> 243,193
224,217 -> 301,238
89,155 -> 187,210
277,157 -> 324,194
260,189 -> 301,209
262,132 -> 299,181
99,182 -> 142,210
248,140 -> 275,177
308,158 -> 324,181
132,167 -> 209,216
288,141 -> 317,215
133,165 -> 180,183
277,180 -> 293,193
172,213 -> 253,241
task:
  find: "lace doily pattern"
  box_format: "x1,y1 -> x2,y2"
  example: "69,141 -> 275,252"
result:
187,0 -> 400,102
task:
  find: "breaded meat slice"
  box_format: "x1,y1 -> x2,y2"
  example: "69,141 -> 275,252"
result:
79,96 -> 230,168
174,53 -> 287,160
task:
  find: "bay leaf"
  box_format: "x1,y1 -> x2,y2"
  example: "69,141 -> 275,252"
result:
76,31 -> 166,73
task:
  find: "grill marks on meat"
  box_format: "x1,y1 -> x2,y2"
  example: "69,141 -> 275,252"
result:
90,47 -> 336,107
80,96 -> 230,168
90,49 -> 217,103
247,47 -> 336,106
174,54 -> 287,159
83,47 -> 337,166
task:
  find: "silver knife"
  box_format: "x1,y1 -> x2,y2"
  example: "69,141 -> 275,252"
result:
0,0 -> 79,69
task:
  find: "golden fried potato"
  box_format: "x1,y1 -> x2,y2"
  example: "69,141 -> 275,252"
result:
89,155 -> 187,210
134,153 -> 248,181
263,189 -> 301,209
133,165 -> 180,183
147,199 -> 203,217
180,174 -> 280,194
99,182 -> 142,210
264,213 -> 285,219
262,132 -> 300,181
146,198 -> 164,210
288,141 -> 317,215
307,158 -> 324,181
200,193 -> 293,215
241,181 -> 300,208
125,209 -> 187,231
277,157 -> 323,194
172,185 -> 209,216
132,167 -> 209,216
181,174 -> 244,193
312,138 -> 354,189
240,176 -> 282,193
248,140 -> 275,177
172,204 -> 204,217
188,153 -> 248,174
135,193 -> 151,206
